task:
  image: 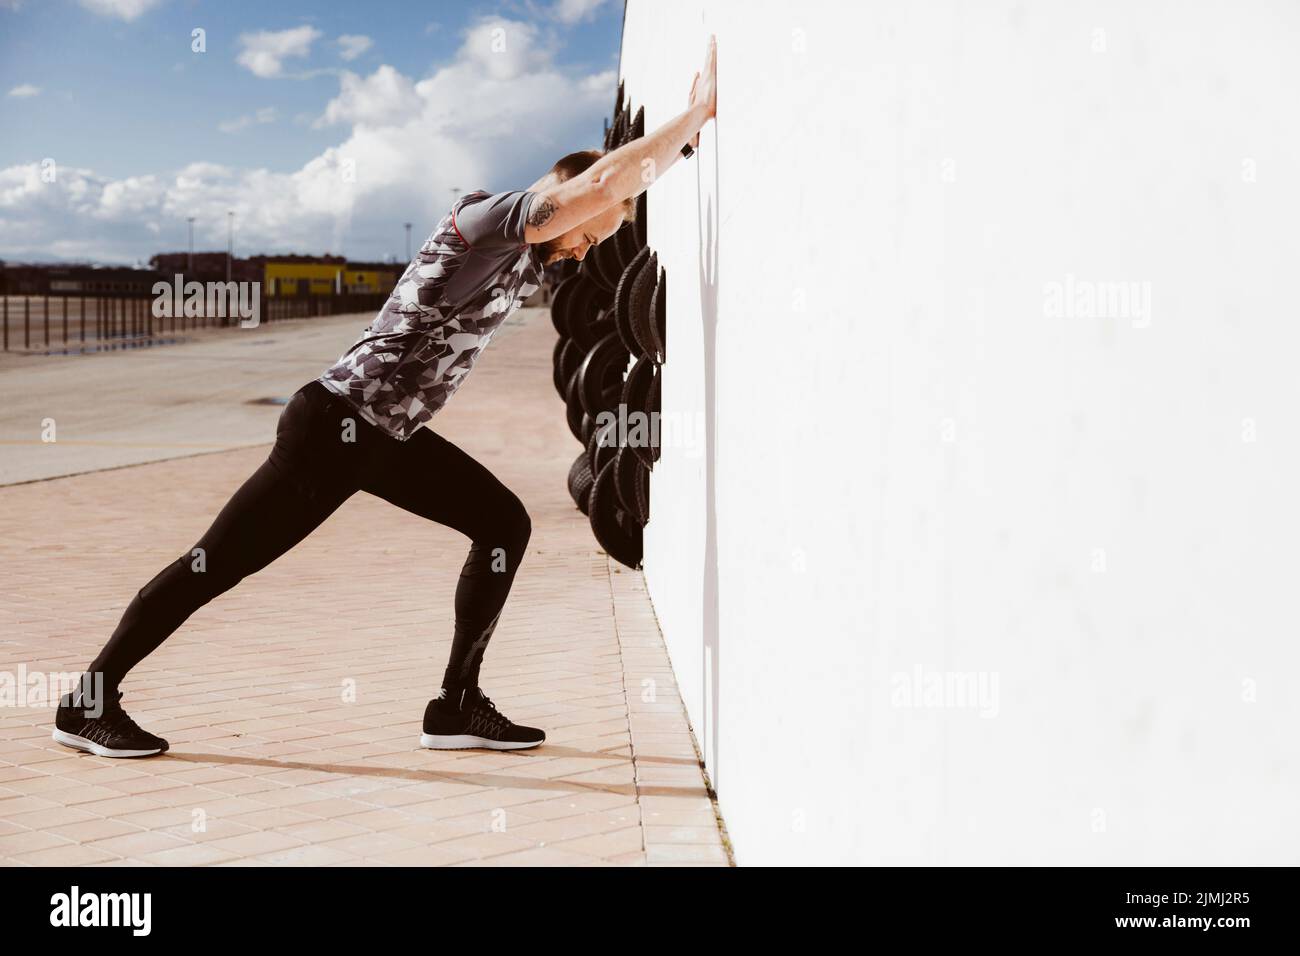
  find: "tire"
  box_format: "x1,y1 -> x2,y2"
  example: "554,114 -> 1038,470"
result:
577,331 -> 629,420
589,459 -> 642,569
647,370 -> 661,464
649,265 -> 667,364
550,275 -> 578,337
609,104 -> 627,149
560,278 -> 596,345
587,416 -> 617,478
565,368 -> 585,443
621,355 -> 657,470
552,336 -> 567,396
614,247 -> 652,356
629,250 -> 661,363
558,258 -> 581,282
586,306 -> 617,353
572,281 -> 616,350
616,106 -> 633,147
614,444 -> 650,527
567,453 -> 594,515
556,338 -> 583,399
580,245 -> 618,295
595,228 -> 628,280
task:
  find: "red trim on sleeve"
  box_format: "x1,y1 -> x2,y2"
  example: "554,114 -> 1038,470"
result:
450,207 -> 471,248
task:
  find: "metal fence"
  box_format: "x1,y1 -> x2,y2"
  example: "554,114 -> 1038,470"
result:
0,292 -> 390,353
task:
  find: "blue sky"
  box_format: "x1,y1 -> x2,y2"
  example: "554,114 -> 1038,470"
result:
0,0 -> 625,264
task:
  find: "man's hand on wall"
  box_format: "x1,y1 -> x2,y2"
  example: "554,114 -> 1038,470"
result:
687,34 -> 718,149
687,74 -> 700,149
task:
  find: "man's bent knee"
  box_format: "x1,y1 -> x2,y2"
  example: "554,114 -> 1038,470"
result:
480,495 -> 531,560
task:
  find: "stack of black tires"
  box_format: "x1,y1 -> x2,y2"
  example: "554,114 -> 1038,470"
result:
554,83 -> 668,570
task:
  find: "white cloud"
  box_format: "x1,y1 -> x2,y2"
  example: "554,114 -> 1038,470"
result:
337,34 -> 373,62
7,83 -> 41,98
236,25 -> 322,79
77,0 -> 164,21
316,66 -> 418,129
457,17 -> 551,82
552,0 -> 609,24
218,106 -> 277,134
579,70 -> 617,96
0,17 -> 619,264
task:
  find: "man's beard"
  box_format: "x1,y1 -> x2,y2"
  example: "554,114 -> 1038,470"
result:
537,236 -> 569,264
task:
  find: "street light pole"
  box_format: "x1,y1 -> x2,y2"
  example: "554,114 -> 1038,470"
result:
404,222 -> 412,261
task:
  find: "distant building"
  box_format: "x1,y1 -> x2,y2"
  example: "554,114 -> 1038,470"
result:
149,252 -> 259,285
3,255 -> 402,299
255,256 -> 401,297
252,255 -> 345,297
1,263 -> 161,295
338,261 -> 402,296
148,252 -> 401,297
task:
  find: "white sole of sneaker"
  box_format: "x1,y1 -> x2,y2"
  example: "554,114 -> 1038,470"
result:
419,733 -> 543,751
52,728 -> 165,758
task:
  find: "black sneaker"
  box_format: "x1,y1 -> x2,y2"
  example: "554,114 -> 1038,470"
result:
53,689 -> 169,758
420,688 -> 545,751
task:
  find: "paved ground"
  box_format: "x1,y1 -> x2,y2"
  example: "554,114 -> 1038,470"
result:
0,308 -> 729,866
0,312 -> 382,484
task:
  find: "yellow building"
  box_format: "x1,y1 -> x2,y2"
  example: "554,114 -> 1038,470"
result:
264,261 -> 340,297
340,268 -> 394,295
262,260 -> 399,297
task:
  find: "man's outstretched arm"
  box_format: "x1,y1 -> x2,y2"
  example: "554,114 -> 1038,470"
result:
524,35 -> 717,244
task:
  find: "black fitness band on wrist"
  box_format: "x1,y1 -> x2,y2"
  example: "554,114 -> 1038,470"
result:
681,143 -> 695,159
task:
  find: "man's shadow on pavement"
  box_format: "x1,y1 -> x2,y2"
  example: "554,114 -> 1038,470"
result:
161,746 -> 703,800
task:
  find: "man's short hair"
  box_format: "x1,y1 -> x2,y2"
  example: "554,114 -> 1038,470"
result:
548,149 -> 637,223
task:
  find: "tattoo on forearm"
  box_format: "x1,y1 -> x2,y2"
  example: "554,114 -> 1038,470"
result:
527,196 -> 556,229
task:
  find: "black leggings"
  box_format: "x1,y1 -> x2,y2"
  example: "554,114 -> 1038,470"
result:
86,380 -> 531,695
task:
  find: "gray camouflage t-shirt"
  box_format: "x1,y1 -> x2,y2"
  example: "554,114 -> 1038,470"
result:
318,189 -> 543,440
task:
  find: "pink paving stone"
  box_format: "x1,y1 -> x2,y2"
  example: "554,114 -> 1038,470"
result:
85,830 -> 190,858
458,845 -> 606,867
645,842 -> 731,865
0,308 -> 730,867
550,825 -> 646,858
140,843 -> 241,866
0,829 -> 75,857
643,824 -> 726,846
13,842 -> 120,866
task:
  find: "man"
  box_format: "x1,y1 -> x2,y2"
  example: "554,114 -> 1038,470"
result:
53,37 -> 718,757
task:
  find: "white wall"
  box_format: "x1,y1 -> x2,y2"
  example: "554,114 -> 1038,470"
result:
625,0 -> 1300,865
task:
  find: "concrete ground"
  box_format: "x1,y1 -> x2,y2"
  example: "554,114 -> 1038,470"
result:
0,308 -> 729,866
0,312 -> 379,484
